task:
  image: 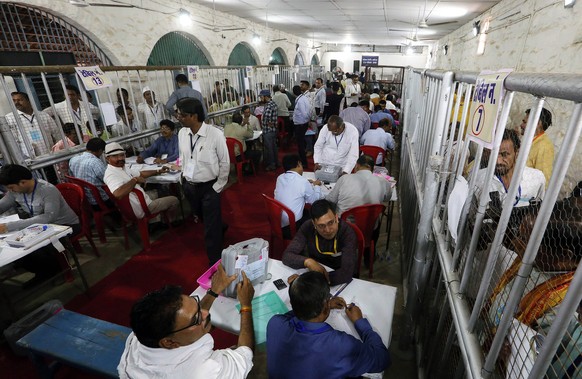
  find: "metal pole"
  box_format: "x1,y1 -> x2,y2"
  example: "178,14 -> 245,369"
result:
513,103 -> 582,379
481,98 -> 551,378
399,71 -> 453,350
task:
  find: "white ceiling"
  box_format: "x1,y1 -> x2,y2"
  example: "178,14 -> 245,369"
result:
187,0 -> 502,47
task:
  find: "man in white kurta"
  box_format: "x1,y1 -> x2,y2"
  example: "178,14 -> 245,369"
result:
118,267 -> 255,379
313,115 -> 359,175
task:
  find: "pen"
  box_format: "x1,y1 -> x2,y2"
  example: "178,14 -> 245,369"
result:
332,282 -> 349,298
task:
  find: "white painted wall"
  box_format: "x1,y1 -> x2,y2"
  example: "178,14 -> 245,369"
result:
430,0 -> 582,196
322,52 -> 429,73
7,0 -> 318,67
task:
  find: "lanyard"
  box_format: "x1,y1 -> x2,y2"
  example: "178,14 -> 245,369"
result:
333,131 -> 345,148
496,174 -> 522,206
189,133 -> 200,159
21,113 -> 35,126
23,179 -> 38,216
315,234 -> 337,255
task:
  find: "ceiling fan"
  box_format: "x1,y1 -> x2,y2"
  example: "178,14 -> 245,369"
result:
397,0 -> 458,29
69,0 -> 134,7
201,0 -> 246,32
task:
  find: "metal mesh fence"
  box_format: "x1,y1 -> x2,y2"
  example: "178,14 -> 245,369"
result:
0,64 -> 323,175
400,68 -> 582,379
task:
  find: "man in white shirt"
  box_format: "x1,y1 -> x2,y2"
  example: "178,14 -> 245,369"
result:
5,91 -> 59,158
176,98 -> 230,265
339,100 -> 371,137
292,80 -> 312,168
275,154 -> 324,235
44,84 -> 99,139
474,129 -> 545,208
313,78 -> 326,121
138,86 -> 166,131
314,115 -> 360,175
344,75 -> 362,107
118,267 -> 256,379
360,118 -> 395,165
103,142 -> 178,223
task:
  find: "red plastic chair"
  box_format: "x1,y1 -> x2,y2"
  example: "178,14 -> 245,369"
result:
102,186 -> 167,251
261,193 -> 296,259
65,175 -> 116,243
360,145 -> 386,167
277,116 -> 288,147
345,221 -> 365,278
55,183 -> 100,257
340,204 -> 385,278
226,137 -> 255,184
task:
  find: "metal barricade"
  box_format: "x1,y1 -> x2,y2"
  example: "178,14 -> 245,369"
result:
400,68 -> 582,378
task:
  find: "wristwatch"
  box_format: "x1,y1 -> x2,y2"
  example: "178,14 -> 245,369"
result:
207,289 -> 219,298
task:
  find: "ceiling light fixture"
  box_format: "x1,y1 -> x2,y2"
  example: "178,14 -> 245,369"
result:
564,0 -> 576,7
69,0 -> 89,6
472,21 -> 481,37
178,8 -> 191,25
253,35 -> 261,45
344,45 -> 351,53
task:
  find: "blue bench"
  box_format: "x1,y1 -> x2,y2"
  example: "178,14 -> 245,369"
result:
16,309 -> 131,378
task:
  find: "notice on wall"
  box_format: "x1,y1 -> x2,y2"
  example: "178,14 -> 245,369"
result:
187,65 -> 199,81
467,70 -> 512,148
74,66 -> 112,91
246,66 -> 253,78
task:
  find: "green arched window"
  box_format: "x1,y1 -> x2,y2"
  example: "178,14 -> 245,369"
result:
228,43 -> 257,66
147,32 -> 210,66
311,54 -> 320,65
269,48 -> 286,65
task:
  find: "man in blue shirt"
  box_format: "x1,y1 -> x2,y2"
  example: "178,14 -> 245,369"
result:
136,119 -> 179,164
166,74 -> 207,118
267,271 -> 391,379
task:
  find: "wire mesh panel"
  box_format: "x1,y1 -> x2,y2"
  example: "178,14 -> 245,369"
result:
401,68 -> 582,379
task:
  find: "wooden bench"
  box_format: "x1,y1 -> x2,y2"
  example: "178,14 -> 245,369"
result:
16,309 -> 131,378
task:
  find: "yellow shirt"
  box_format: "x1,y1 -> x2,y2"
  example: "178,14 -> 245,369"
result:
527,132 -> 554,187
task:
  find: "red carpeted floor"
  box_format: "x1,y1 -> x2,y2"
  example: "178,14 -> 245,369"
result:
0,153 -> 300,378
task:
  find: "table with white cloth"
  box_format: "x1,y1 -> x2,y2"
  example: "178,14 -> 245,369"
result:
0,220 -> 88,317
191,259 -> 397,347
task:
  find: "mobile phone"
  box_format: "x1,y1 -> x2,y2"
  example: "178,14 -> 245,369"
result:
273,278 -> 287,290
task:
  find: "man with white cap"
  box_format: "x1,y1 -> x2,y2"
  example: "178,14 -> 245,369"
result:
260,89 -> 279,171
138,86 -> 166,131
103,142 -> 179,223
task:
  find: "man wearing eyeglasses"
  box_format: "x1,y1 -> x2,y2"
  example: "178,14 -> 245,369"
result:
282,199 -> 357,285
313,115 -> 360,176
176,98 -> 230,265
118,266 -> 256,378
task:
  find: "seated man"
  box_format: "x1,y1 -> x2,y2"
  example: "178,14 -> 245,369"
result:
474,129 -> 545,208
275,154 -> 324,235
484,197 -> 582,379
326,154 -> 391,216
136,119 -> 179,164
369,104 -> 395,126
313,115 -> 360,176
360,118 -> 396,165
282,199 -> 357,285
224,113 -> 261,169
103,142 -> 179,223
118,266 -> 256,378
69,137 -> 113,210
240,105 -> 261,131
519,107 -> 554,186
267,271 -> 391,378
0,165 -> 80,288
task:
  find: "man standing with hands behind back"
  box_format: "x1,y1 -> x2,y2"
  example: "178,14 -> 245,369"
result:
176,98 -> 230,265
